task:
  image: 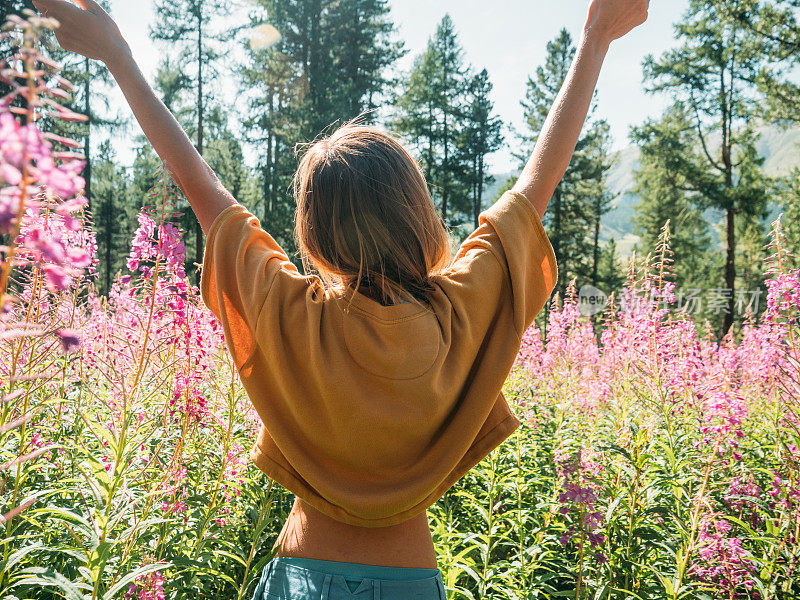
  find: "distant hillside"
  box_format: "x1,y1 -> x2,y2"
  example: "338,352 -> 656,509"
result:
600,124 -> 800,256
486,124 -> 800,258
483,171 -> 518,204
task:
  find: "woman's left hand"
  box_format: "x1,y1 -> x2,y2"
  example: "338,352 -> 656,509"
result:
31,0 -> 130,66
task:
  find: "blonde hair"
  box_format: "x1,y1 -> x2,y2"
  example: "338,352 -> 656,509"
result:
293,120 -> 451,308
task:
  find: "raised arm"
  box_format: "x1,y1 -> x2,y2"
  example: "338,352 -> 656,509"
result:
31,0 -> 237,234
513,0 -> 649,218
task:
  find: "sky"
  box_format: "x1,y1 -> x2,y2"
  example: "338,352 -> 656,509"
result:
104,0 -> 690,173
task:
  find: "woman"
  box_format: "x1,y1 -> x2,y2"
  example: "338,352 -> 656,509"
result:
31,0 -> 649,598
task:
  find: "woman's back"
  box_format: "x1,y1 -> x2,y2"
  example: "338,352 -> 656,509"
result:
200,186 -> 556,527
275,497 -> 438,568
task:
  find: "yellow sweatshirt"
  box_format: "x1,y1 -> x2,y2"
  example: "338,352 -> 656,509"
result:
200,189 -> 557,527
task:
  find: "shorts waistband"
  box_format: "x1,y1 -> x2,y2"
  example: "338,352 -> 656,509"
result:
258,558 -> 446,600
272,556 -> 440,581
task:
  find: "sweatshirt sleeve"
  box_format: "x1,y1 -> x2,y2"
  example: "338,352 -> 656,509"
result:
458,189 -> 558,337
200,204 -> 315,371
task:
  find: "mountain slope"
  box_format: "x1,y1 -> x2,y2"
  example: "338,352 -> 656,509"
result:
598,124 -> 799,256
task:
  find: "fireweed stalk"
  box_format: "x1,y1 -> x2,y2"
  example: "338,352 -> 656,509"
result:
81,166 -> 226,598
81,169 -> 181,600
763,218 -> 800,597
554,446 -> 606,600
0,11 -> 91,579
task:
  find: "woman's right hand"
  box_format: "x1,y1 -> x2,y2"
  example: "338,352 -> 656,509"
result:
31,0 -> 130,67
511,0 -> 649,217
584,0 -> 650,44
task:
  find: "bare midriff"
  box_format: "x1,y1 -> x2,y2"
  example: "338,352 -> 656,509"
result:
273,497 -> 438,569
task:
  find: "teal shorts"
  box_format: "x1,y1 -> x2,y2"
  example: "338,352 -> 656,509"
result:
251,556 -> 446,600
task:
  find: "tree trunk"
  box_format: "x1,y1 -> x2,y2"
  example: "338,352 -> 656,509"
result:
592,208 -> 600,286
104,190 -> 112,294
83,57 -> 92,209
263,88 -> 274,224
264,139 -> 273,224
721,62 -> 735,335
442,109 -> 449,224
195,10 -> 205,274
308,0 -> 322,130
427,100 -> 437,216
472,166 -> 478,229
476,155 -> 484,229
723,206 -> 736,334
350,4 -> 359,117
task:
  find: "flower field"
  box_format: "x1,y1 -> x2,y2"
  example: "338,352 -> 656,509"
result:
2,13 -> 800,600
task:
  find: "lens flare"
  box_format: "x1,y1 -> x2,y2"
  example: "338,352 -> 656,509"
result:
249,24 -> 281,50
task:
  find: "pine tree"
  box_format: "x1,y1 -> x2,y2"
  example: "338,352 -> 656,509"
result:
240,48 -> 300,253
0,0 -> 34,79
459,69 -> 504,229
2,1 -> 121,210
260,0 -> 332,138
0,0 -> 35,102
153,57 -> 193,118
725,0 -> 800,123
0,0 -> 33,24
326,0 -> 406,120
204,104 -> 256,213
392,46 -> 442,206
150,0 -> 231,271
576,119 -> 614,286
631,105 -> 714,292
127,143 -> 162,222
241,0 -> 404,260
92,141 -> 135,293
597,238 -> 624,294
736,215 -> 769,306
780,171 -> 800,259
643,0 -> 770,333
732,0 -> 800,267
430,15 -> 469,223
248,0 -> 402,138
146,57 -> 206,274
393,15 -> 472,224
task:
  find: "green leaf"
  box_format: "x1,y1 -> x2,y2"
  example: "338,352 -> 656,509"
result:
606,586 -> 646,600
79,412 -> 119,457
4,542 -> 43,571
13,568 -> 85,600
